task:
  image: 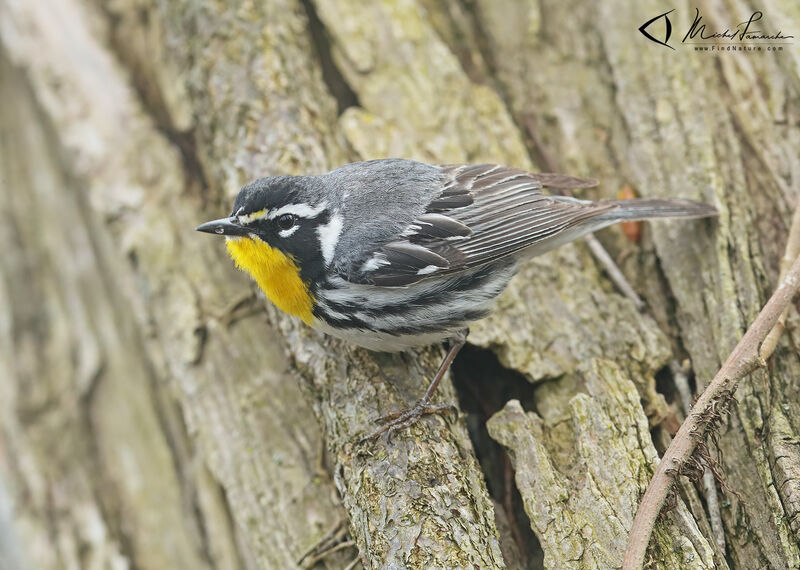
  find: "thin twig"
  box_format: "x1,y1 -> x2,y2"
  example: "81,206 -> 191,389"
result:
669,360 -> 726,555
669,360 -> 693,414
623,252 -> 800,569
700,467 -> 726,554
522,114 -> 644,309
585,233 -> 645,310
300,540 -> 357,568
297,518 -> 347,566
760,204 -> 800,359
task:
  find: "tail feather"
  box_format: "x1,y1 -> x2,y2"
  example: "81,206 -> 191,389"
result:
596,198 -> 718,222
514,196 -> 716,259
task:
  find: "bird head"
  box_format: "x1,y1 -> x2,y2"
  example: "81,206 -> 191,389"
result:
196,176 -> 335,323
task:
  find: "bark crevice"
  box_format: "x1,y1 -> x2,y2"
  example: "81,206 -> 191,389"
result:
300,0 -> 361,115
2,0 -> 799,568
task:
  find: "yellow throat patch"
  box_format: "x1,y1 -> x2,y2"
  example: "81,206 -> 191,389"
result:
225,237 -> 315,324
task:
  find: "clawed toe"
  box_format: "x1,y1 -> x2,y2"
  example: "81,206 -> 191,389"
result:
373,409 -> 404,425
359,402 -> 456,443
358,332 -> 467,445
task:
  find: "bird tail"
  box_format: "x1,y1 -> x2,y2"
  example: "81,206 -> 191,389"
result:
596,198 -> 718,222
516,196 -> 716,259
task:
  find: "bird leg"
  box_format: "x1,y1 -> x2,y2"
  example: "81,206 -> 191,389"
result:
360,330 -> 468,443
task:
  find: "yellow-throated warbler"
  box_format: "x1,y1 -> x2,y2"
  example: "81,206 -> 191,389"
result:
197,159 -> 716,439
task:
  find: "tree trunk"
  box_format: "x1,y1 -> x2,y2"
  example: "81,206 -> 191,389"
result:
1,1 -> 798,569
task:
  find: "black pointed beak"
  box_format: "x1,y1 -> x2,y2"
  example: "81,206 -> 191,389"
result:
195,217 -> 250,236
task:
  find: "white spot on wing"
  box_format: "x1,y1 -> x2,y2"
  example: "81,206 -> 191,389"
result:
416,264 -> 440,275
360,254 -> 389,272
400,224 -> 422,237
317,211 -> 343,266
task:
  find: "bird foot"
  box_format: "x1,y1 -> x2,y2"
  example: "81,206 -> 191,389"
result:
359,400 -> 457,443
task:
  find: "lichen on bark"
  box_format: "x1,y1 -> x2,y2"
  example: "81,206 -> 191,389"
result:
1,0 -> 799,568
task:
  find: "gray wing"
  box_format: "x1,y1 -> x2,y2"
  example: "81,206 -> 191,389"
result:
351,164 -> 613,286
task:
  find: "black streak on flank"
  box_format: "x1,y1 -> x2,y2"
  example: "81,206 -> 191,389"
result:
300,0 -> 360,115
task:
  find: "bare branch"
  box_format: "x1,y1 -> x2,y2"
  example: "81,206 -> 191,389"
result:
585,233 -> 645,311
623,252 -> 800,569
669,360 -> 726,555
760,204 -> 800,360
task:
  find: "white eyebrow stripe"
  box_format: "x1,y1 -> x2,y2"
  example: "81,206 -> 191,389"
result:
268,201 -> 327,220
317,211 -> 344,266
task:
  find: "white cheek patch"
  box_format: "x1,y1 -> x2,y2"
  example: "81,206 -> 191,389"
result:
317,212 -> 344,266
268,201 -> 327,220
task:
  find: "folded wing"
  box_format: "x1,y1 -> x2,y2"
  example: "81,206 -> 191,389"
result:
351,164 -> 613,286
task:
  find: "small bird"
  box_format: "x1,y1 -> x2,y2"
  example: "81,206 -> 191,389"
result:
197,159 -> 716,440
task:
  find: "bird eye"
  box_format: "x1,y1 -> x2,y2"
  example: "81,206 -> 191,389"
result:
277,213 -> 296,231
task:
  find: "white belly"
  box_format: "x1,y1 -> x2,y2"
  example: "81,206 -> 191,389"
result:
312,320 -> 459,352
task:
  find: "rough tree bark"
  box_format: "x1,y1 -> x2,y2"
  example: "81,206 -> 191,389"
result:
0,0 -> 798,569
